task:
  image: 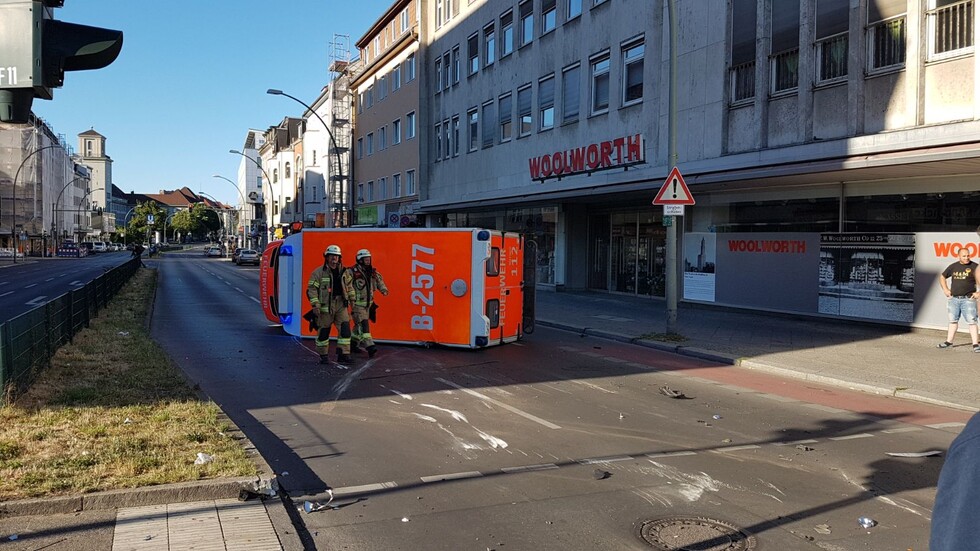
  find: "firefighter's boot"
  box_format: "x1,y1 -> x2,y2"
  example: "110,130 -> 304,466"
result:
367,345 -> 378,358
337,353 -> 353,363
319,354 -> 331,365
350,342 -> 362,354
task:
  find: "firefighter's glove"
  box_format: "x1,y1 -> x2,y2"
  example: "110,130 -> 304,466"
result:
303,309 -> 319,331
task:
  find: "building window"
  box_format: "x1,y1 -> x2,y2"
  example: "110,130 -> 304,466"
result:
770,0 -> 800,93
435,123 -> 442,160
771,49 -> 800,93
622,39 -> 644,104
407,170 -> 416,195
443,51 -> 451,90
501,11 -> 514,57
561,64 -> 580,123
929,0 -> 974,59
482,100 -> 496,147
378,177 -> 386,200
452,115 -> 460,156
542,0 -> 556,34
484,24 -> 496,67
435,58 -> 443,92
367,133 -> 374,155
868,17 -> 906,71
593,0 -> 608,5
367,181 -> 374,202
379,126 -> 387,150
374,37 -> 380,57
499,93 -> 513,142
815,0 -> 848,83
285,162 -> 291,178
568,0 -> 582,19
443,120 -> 451,158
273,168 -> 278,183
468,33 -> 480,75
406,53 -> 416,81
366,85 -> 374,108
401,8 -> 409,33
436,0 -> 443,28
407,111 -> 416,138
357,183 -> 364,203
538,75 -> 555,130
520,0 -> 534,47
468,108 -> 479,151
393,173 -> 402,197
452,45 -> 461,84
393,119 -> 402,145
517,84 -> 532,136
379,74 -> 387,100
357,137 -> 364,159
393,65 -> 401,91
730,0 -> 757,102
590,53 -> 610,114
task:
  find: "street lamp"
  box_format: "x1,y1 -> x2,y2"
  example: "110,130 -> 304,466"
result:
52,176 -> 87,240
229,149 -> 274,244
197,191 -> 229,246
212,174 -> 248,249
266,88 -> 345,228
5,144 -> 64,263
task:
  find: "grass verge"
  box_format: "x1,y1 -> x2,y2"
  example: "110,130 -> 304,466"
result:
0,267 -> 256,500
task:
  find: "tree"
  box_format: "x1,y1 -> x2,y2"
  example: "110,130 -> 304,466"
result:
128,201 -> 167,244
169,209 -> 194,242
190,203 -> 221,241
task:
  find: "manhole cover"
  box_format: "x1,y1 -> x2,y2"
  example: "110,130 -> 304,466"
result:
637,516 -> 757,551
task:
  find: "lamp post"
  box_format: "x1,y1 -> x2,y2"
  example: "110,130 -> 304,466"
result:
5,144 -> 63,263
212,174 -> 248,249
122,206 -> 137,246
266,88 -> 345,228
52,176 -> 86,240
197,191 -> 229,247
229,149 -> 274,245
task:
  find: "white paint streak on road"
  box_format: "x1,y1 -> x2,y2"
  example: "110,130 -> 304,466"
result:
927,422 -> 966,429
412,413 -> 437,422
421,404 -> 468,423
579,456 -> 633,465
646,451 -> 697,458
25,296 -> 47,307
475,429 -> 508,449
436,378 -> 561,429
501,463 -> 558,473
250,296 -> 260,303
420,471 -> 482,483
381,386 -> 412,400
571,380 -> 616,394
829,433 -> 874,441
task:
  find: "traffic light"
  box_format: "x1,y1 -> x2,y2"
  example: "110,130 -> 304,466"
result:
0,1 -> 122,123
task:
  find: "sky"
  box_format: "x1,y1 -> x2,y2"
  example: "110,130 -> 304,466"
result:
32,1 -> 389,206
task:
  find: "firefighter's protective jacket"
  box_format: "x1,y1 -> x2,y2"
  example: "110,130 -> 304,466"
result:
307,265 -> 356,312
350,264 -> 388,307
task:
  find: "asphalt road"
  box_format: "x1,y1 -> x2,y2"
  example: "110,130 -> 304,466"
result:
150,252 -> 961,550
0,251 -> 133,322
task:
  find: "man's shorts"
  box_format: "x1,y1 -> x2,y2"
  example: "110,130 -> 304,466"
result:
948,297 -> 979,324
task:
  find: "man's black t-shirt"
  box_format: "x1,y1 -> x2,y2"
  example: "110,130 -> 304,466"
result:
943,260 -> 979,297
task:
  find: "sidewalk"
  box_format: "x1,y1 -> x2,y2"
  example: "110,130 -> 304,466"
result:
534,289 -> 980,412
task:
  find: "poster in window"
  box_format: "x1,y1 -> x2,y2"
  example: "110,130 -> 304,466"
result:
818,233 -> 915,322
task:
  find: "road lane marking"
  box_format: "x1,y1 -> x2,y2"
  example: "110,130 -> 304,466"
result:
69,280 -> 83,286
881,427 -> 922,434
436,377 -> 562,429
578,456 -> 633,465
332,481 -> 397,497
773,439 -> 818,446
250,297 -> 260,303
0,291 -> 12,298
926,422 -> 966,429
501,463 -> 558,473
235,287 -> 243,293
25,296 -> 47,307
24,283 -> 36,288
420,471 -> 483,483
45,278 -> 54,282
713,445 -> 762,453
646,451 -> 697,459
0,281 -> 8,286
829,433 -> 874,441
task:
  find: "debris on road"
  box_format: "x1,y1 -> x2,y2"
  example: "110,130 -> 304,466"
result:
659,385 -> 686,398
857,517 -> 877,529
193,452 -> 213,465
795,444 -> 815,452
593,469 -> 610,480
814,524 -> 832,534
712,414 -> 722,420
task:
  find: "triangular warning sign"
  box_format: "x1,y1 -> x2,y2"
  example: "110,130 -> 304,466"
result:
653,167 -> 695,205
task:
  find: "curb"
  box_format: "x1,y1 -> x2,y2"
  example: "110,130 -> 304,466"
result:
537,319 -> 979,413
0,476 -> 261,517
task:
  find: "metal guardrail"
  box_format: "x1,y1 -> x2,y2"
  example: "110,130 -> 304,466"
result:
0,258 -> 141,405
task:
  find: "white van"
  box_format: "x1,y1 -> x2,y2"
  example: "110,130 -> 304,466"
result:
92,242 -> 108,253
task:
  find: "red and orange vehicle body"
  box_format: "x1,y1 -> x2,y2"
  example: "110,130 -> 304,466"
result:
260,228 -> 534,348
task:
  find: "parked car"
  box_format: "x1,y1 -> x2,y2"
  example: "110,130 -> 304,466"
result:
92,242 -> 108,253
80,242 -> 96,254
206,247 -> 223,258
235,249 -> 260,266
231,247 -> 243,263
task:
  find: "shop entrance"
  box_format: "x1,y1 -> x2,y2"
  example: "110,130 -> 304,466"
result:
589,211 -> 666,297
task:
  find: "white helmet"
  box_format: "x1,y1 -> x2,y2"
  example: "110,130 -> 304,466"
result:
324,244 -> 342,257
356,248 -> 372,261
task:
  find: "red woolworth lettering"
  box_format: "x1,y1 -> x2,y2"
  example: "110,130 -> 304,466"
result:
529,157 -> 542,179
540,154 -> 552,177
727,240 -> 807,253
600,141 -> 613,167
934,242 -> 980,257
570,147 -> 586,172
586,144 -> 600,169
553,152 -> 565,174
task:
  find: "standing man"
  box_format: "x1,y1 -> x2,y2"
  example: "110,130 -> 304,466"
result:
349,248 -> 389,358
937,246 -> 980,352
307,245 -> 357,364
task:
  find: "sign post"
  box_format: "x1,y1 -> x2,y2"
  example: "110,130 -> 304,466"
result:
653,165 -> 695,333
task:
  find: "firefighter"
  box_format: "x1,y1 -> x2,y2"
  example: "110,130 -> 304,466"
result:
306,244 -> 356,364
349,248 -> 389,358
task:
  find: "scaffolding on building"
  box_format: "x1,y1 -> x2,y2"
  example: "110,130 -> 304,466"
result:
328,34 -> 353,227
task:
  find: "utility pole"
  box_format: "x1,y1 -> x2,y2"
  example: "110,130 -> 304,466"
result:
665,0 -> 678,333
